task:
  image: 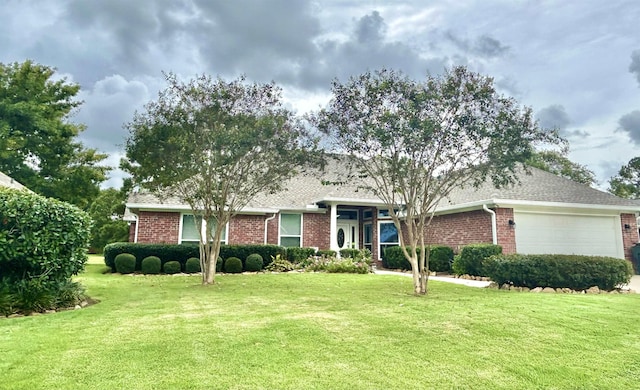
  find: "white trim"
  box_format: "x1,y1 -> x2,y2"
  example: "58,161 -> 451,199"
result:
278,212 -> 303,247
336,207 -> 360,250
377,220 -> 400,260
127,203 -> 278,215
434,198 -> 640,215
363,222 -> 373,252
482,204 -> 497,245
329,203 -> 338,252
314,196 -> 386,207
264,213 -> 277,244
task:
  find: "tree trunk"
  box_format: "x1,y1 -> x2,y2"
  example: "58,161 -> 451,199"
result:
204,239 -> 221,285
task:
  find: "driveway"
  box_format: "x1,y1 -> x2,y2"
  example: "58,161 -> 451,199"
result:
624,275 -> 640,293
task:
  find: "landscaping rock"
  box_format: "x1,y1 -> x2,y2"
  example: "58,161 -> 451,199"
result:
531,287 -> 543,293
586,286 -> 600,294
542,287 -> 555,293
501,283 -> 511,290
487,282 -> 499,289
521,287 -> 530,292
74,305 -> 81,310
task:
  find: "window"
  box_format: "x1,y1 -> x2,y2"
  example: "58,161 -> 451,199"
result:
363,209 -> 373,220
280,213 -> 302,247
378,208 -> 400,218
180,214 -> 227,244
337,210 -> 358,220
378,221 -> 399,259
363,223 -> 373,253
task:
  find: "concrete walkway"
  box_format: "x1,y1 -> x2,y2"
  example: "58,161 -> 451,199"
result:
375,269 -> 640,293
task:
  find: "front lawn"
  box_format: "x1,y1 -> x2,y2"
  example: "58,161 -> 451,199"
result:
1,265 -> 639,389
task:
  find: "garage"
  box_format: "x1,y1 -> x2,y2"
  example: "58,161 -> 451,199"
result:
514,211 -> 624,258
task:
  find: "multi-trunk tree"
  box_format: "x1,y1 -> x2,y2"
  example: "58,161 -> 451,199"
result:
123,74 -> 318,285
314,67 -> 560,295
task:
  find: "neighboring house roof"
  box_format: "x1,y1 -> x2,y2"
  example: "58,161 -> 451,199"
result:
0,171 -> 27,191
125,162 -> 640,215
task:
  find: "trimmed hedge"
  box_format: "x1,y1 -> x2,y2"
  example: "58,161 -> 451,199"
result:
224,257 -> 243,273
245,254 -> 264,272
185,257 -> 201,273
317,249 -> 337,257
286,247 -> 316,263
484,254 -> 633,291
452,244 -> 502,276
115,253 -> 136,274
163,261 -> 182,274
339,249 -> 361,258
104,243 -> 287,271
382,245 -> 454,272
141,256 -> 161,274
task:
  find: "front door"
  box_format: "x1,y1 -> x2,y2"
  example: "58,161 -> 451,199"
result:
336,221 -> 358,250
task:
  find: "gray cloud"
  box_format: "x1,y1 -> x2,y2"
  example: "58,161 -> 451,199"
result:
630,49 -> 640,87
444,31 -> 509,58
536,104 -> 570,130
618,110 -> 640,144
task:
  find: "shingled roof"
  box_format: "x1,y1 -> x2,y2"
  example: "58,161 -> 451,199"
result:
126,162 -> 640,214
0,171 -> 27,191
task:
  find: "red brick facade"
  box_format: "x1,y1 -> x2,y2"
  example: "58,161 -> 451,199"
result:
228,214 -> 267,245
303,212 -> 331,249
426,209 -> 494,252
621,213 -> 639,261
495,208 -> 517,254
136,211 -> 181,243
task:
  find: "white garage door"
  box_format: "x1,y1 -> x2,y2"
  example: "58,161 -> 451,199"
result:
514,211 -> 624,258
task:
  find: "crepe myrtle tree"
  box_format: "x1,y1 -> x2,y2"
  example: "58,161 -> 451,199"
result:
313,67 -> 561,295
123,73 -> 319,285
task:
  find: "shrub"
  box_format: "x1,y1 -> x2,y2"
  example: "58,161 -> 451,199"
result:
185,257 -> 201,273
484,254 -> 633,291
220,245 -> 286,267
306,256 -> 371,274
10,278 -> 55,314
216,257 -> 224,272
339,248 -> 361,258
452,244 -> 502,276
245,254 -> 264,272
54,280 -> 87,307
114,253 -> 136,274
224,257 -> 243,273
382,246 -> 454,272
163,261 -> 182,274
286,247 -> 316,263
317,249 -> 337,257
265,254 -> 299,272
141,256 -> 162,274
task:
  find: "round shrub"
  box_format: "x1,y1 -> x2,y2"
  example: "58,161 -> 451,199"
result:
245,253 -> 264,272
141,256 -> 161,274
163,261 -> 182,274
224,257 -> 243,273
452,244 -> 502,276
114,253 -> 136,274
185,257 -> 201,273
216,257 -> 224,272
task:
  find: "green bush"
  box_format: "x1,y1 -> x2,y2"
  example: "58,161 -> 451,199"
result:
141,256 -> 162,274
286,247 -> 316,263
306,256 -> 371,274
382,245 -> 454,272
452,244 -> 502,276
339,248 -> 361,258
317,249 -> 337,257
114,253 -> 136,274
104,243 -> 286,271
265,254 -> 299,272
484,254 -> 633,291
245,254 -> 264,272
216,257 -> 224,272
185,257 -> 201,273
54,280 -> 87,307
224,257 -> 243,273
163,261 -> 182,274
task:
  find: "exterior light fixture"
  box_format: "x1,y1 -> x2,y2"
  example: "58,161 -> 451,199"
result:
508,219 -> 516,227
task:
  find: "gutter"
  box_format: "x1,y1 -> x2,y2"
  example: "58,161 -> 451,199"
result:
482,204 -> 498,245
264,213 -> 277,244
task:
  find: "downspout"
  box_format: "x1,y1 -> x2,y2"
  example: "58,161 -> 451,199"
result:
133,212 -> 140,243
482,204 -> 498,245
264,213 -> 277,244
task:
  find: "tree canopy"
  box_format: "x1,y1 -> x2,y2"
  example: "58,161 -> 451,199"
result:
313,67 -> 561,295
0,60 -> 109,209
88,188 -> 130,252
123,73 -> 318,284
526,149 -> 596,186
609,157 -> 640,199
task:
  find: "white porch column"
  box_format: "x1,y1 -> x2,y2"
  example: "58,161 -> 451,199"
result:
329,203 -> 339,252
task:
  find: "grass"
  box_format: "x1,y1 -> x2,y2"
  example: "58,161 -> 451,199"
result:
1,265 -> 639,389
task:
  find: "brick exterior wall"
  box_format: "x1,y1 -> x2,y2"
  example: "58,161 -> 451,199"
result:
136,211 -> 180,243
425,209 -> 494,253
495,208 -> 517,254
621,213 -> 639,261
266,214 -> 279,245
128,221 -> 136,242
228,214 -> 266,245
303,212 -> 331,249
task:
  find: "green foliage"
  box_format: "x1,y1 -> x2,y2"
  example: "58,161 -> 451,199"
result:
10,279 -> 55,314
185,257 -> 201,274
54,280 -> 87,308
484,254 -> 633,290
0,60 -> 109,209
114,253 -> 136,274
163,261 -> 182,274
216,258 -> 224,272
526,149 -> 596,186
317,249 -> 337,257
286,247 -> 316,263
608,156 -> 640,199
265,254 -> 299,272
0,188 -> 91,290
88,188 -> 129,253
382,245 -> 454,272
221,245 -> 286,267
306,254 -> 372,274
452,244 -> 502,276
245,254 -> 264,272
224,257 -> 243,273
141,256 -> 162,275
339,248 -> 361,258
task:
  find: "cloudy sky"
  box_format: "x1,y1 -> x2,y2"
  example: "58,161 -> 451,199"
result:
1,0 -> 639,189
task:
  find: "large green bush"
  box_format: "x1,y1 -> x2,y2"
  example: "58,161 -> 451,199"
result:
141,256 -> 161,274
245,254 -> 264,272
0,188 -> 91,314
382,245 -> 454,272
224,257 -> 243,273
339,248 -> 361,258
452,244 -> 502,276
185,257 -> 201,273
163,261 -> 182,274
286,247 -> 316,263
115,253 -> 136,274
484,254 -> 633,291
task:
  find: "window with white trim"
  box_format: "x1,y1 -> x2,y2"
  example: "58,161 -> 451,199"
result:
378,221 -> 399,259
363,222 -> 373,253
279,213 -> 302,247
180,214 -> 227,244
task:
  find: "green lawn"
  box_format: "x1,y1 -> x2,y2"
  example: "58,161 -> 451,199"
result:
1,265 -> 639,389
